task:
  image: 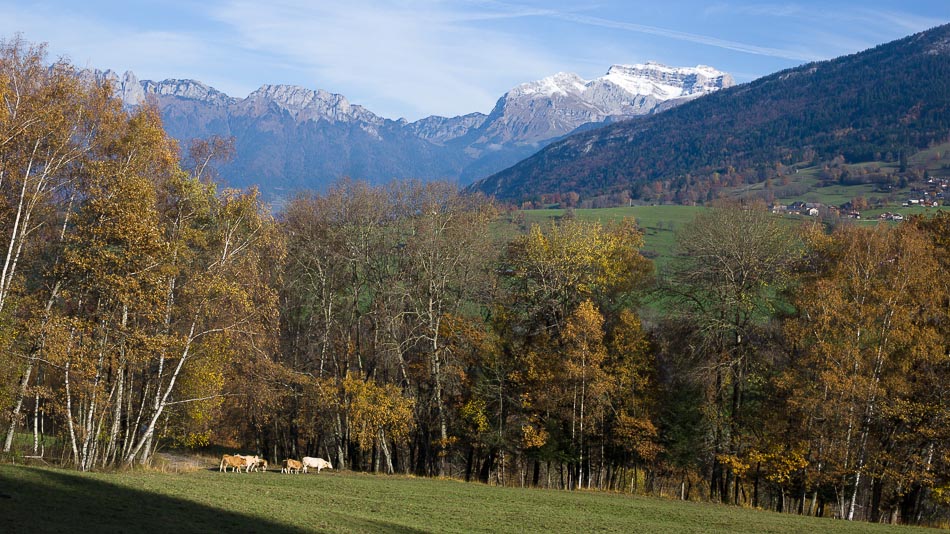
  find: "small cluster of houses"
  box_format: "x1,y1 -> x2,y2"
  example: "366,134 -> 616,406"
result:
902,178 -> 947,207
771,202 -> 823,217
772,201 -> 908,221
771,183 -> 947,221
772,201 -> 861,218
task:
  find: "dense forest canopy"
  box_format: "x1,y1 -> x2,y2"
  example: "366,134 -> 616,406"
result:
1,37 -> 949,527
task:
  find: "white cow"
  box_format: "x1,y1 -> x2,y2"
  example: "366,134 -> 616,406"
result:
301,456 -> 332,473
245,456 -> 267,473
236,454 -> 261,473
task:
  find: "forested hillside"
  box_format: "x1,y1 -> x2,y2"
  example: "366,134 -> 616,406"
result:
2,37 -> 950,528
475,24 -> 950,205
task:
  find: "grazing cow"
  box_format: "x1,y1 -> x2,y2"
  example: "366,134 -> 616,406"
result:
255,458 -> 268,472
281,459 -> 302,474
301,457 -> 333,474
241,455 -> 267,473
219,454 -> 246,473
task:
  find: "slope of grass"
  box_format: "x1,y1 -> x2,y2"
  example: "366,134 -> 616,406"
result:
0,464 -> 934,534
504,206 -> 706,270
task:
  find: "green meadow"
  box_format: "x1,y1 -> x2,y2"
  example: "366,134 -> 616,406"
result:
500,205 -> 707,269
0,464 -> 935,534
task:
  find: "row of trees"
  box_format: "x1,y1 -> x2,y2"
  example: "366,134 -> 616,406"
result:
0,39 -> 279,469
1,38 -> 948,526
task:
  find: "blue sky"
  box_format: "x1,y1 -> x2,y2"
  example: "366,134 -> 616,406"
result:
2,1 -> 947,120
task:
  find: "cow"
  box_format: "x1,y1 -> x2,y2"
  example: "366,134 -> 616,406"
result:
281,459 -> 302,474
255,458 -> 268,472
245,456 -> 267,472
235,454 -> 260,473
219,454 -> 246,473
301,456 -> 332,473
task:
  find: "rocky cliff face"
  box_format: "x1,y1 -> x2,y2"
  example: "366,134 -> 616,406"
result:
79,62 -> 732,195
471,63 -> 735,146
406,112 -> 488,144
241,85 -> 383,125
142,78 -> 234,107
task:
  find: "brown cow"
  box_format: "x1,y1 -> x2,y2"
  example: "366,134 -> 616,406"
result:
281,459 -> 302,474
219,454 -> 246,473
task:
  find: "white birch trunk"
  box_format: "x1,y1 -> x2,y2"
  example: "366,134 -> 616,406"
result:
125,321 -> 197,465
64,361 -> 80,466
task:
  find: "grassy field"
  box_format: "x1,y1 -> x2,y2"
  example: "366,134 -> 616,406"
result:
727,142 -> 950,207
0,464 -> 936,534
500,205 -> 706,269
510,202 -> 949,263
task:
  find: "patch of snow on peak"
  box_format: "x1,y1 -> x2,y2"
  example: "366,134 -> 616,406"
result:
512,72 -> 588,98
599,62 -> 733,100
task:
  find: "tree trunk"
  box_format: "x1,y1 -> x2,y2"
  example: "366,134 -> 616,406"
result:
64,361 -> 80,465
125,321 -> 196,465
3,361 -> 32,452
378,430 -> 394,474
465,445 -> 475,482
31,387 -> 39,455
4,282 -> 60,452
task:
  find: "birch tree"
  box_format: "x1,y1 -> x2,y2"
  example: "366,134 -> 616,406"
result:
785,223 -> 942,520
393,181 -> 495,476
1,40 -> 124,453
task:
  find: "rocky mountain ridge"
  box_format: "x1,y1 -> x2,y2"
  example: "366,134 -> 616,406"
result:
82,62 -> 732,195
472,24 -> 950,204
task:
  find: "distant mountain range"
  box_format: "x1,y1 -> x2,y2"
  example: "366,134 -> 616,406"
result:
472,24 -> 950,204
81,63 -> 733,196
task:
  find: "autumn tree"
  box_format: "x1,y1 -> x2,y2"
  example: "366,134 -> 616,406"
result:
0,38 -> 125,452
280,180 -> 400,469
0,43 -> 282,467
279,179 -> 497,475
562,300 -> 610,488
663,203 -> 799,503
389,181 -> 496,476
784,223 -> 944,521
497,218 -> 653,488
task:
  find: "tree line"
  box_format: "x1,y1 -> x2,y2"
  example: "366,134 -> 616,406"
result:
1,38 -> 948,526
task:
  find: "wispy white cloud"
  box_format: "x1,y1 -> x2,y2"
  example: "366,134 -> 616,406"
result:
545,11 -> 823,61
848,8 -> 948,33
701,2 -> 947,49
476,0 -> 822,61
703,2 -> 807,18
207,0 -> 564,119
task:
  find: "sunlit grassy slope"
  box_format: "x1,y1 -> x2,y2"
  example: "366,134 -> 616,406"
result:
0,465 -> 934,534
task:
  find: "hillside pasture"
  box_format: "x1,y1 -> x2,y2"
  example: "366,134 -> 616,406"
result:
509,205 -> 706,268
0,465 -> 934,534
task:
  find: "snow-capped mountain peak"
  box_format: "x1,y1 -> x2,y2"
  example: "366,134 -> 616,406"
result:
511,72 -> 588,98
479,61 -> 734,145
601,62 -> 734,99
506,62 -> 733,105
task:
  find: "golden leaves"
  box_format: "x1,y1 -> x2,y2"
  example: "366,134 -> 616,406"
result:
341,375 -> 415,451
521,423 -> 549,449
